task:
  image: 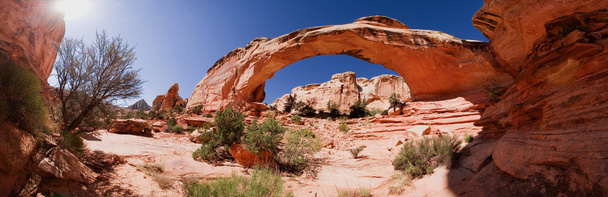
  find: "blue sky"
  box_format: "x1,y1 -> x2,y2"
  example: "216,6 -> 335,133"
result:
56,0 -> 487,106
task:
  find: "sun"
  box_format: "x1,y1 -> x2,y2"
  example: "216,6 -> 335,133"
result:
54,0 -> 91,20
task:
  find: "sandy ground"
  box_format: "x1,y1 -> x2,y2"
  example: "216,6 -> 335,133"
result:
83,96 -> 486,196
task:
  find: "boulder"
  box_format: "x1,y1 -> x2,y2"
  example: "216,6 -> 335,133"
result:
0,121 -> 37,195
183,117 -> 214,127
188,16 -> 512,111
189,129 -> 202,143
109,119 -> 150,135
37,147 -> 97,183
406,125 -> 430,138
228,143 -> 276,168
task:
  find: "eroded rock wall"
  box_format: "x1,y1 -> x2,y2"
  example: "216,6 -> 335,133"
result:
188,16 -> 512,111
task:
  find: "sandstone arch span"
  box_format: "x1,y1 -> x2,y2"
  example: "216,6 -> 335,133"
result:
187,16 -> 512,111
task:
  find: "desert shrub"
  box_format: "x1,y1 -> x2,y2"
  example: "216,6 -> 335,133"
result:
172,125 -> 184,133
204,113 -> 213,118
327,101 -> 341,117
121,112 -> 134,119
483,79 -> 504,102
388,173 -> 413,195
188,104 -> 203,115
59,131 -> 85,155
290,114 -> 301,123
166,116 -> 177,127
336,187 -> 372,197
137,162 -> 172,189
389,93 -> 401,112
392,135 -> 461,178
171,104 -> 185,114
349,146 -> 366,159
279,128 -> 321,174
464,134 -> 474,143
367,108 -> 383,117
185,125 -> 199,133
193,106 -> 245,162
349,100 -> 368,119
185,168 -> 283,197
283,94 -> 297,113
135,110 -> 149,119
338,121 -> 349,132
296,98 -> 317,117
0,53 -> 49,138
242,118 -> 286,155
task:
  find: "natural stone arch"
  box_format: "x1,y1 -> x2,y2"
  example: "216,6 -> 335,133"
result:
187,16 -> 512,111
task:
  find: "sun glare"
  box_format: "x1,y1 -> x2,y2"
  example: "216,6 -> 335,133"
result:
55,0 -> 91,20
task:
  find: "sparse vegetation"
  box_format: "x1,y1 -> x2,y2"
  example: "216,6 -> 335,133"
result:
464,134 -> 474,143
59,131 -> 85,155
389,93 -> 401,113
170,104 -> 185,114
388,173 -> 413,195
171,125 -> 183,133
392,135 -> 461,178
188,104 -> 203,115
290,114 -> 302,123
242,118 -> 286,155
367,108 -> 383,117
327,101 -> 341,117
279,128 -> 322,174
338,121 -> 349,132
483,79 -> 504,102
137,162 -> 172,189
185,168 -> 283,197
283,94 -> 297,113
296,98 -> 317,117
349,100 -> 369,118
0,53 -> 49,139
349,146 -> 366,159
336,187 -> 372,197
166,116 -> 177,127
135,110 -> 149,119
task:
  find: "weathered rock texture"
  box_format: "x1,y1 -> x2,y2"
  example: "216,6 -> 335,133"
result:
0,121 -> 37,196
0,0 -> 65,84
188,16 -> 512,111
472,0 -> 608,76
470,9 -> 608,195
270,72 -> 410,112
127,99 -> 151,111
110,119 -> 151,135
153,83 -> 184,111
37,147 -> 97,184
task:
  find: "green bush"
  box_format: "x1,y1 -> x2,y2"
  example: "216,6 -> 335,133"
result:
464,134 -> 474,143
338,121 -> 349,132
121,112 -> 134,119
337,187 -> 372,197
170,104 -> 185,114
242,118 -> 286,155
185,168 -> 283,197
392,136 -> 461,178
368,108 -> 383,117
135,110 -> 149,119
348,100 -> 368,119
327,101 -> 340,117
389,93 -> 401,113
0,53 -> 48,138
283,94 -> 297,113
193,106 -> 245,162
172,125 -> 183,133
166,116 -> 177,127
290,115 -> 301,123
205,113 -> 213,118
188,104 -> 203,115
59,131 -> 85,155
349,146 -> 366,159
279,128 -> 321,174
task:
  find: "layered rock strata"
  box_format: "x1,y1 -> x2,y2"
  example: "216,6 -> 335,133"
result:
188,16 -> 512,111
270,72 -> 411,112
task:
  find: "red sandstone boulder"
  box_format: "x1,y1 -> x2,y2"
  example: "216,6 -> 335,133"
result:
228,143 -> 276,168
110,119 -> 150,135
152,83 -> 183,111
37,147 -> 98,184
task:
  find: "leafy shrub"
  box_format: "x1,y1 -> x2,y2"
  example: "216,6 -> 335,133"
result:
188,104 -> 203,115
59,131 -> 85,155
166,116 -> 177,127
170,104 -> 185,114
242,118 -> 286,155
327,101 -> 341,117
392,136 -> 461,178
185,125 -> 199,133
368,108 -> 383,117
0,53 -> 49,138
121,112 -> 134,119
135,110 -> 149,119
283,94 -> 297,113
464,134 -> 474,143
193,106 -> 245,162
204,113 -> 213,118
389,93 -> 401,112
349,146 -> 366,159
278,128 -> 321,174
296,98 -> 317,117
338,121 -> 349,132
290,114 -> 301,123
172,125 -> 184,133
348,100 -> 368,119
185,168 -> 283,197
388,173 -> 413,195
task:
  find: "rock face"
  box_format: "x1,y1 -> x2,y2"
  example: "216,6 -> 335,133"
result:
0,0 -> 65,85
109,119 -> 151,135
188,16 -> 513,111
127,99 -> 151,111
37,147 -> 97,184
270,72 -> 410,112
472,0 -> 608,76
0,121 -> 37,196
473,9 -> 608,194
153,83 -> 184,111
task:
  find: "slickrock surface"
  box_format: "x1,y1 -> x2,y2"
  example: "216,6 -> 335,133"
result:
188,16 -> 512,111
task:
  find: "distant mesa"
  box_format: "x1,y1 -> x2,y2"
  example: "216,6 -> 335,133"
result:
187,15 -> 512,112
127,99 -> 151,111
270,71 -> 411,112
